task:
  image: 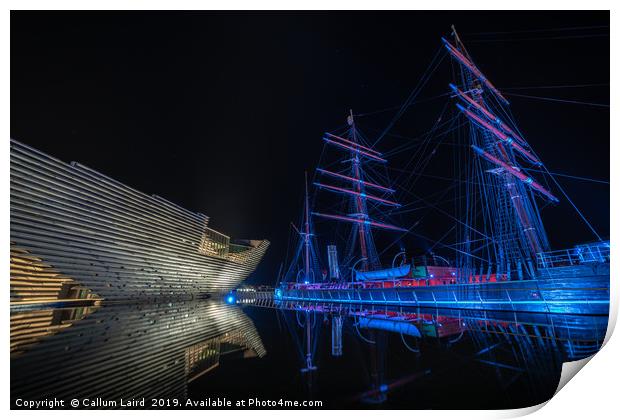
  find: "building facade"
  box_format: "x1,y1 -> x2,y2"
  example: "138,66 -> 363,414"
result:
10,139 -> 269,303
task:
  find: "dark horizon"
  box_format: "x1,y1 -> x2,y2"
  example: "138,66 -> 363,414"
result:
11,11 -> 610,283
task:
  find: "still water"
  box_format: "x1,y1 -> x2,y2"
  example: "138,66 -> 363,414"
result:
11,299 -> 608,409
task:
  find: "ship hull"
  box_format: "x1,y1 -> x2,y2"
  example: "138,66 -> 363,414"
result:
278,268 -> 609,315
10,139 -> 269,303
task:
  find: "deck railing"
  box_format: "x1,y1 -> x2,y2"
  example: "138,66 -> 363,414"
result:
536,241 -> 610,269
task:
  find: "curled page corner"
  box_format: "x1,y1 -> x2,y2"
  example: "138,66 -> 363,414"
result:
552,300 -> 616,397
503,354 -> 600,419
493,401 -> 548,419
555,355 -> 595,396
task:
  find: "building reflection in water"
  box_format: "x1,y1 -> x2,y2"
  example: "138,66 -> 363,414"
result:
11,300 -> 265,403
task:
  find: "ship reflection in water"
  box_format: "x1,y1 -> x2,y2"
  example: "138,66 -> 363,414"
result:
11,298 -> 607,409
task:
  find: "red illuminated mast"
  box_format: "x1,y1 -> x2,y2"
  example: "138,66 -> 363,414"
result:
312,111 -> 403,273
445,26 -> 557,275
350,111 -> 369,270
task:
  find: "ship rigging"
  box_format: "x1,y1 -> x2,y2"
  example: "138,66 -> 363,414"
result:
275,26 -> 609,316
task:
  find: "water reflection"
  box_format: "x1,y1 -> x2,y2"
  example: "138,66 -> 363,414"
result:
11,297 -> 608,409
271,300 -> 607,407
11,300 -> 265,405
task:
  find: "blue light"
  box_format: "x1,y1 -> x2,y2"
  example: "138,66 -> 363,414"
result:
225,295 -> 235,304
430,274 -> 434,278
275,288 -> 283,298
304,280 -> 309,284
379,384 -> 388,393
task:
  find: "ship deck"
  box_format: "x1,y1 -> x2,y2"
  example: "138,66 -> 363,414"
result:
277,271 -> 609,315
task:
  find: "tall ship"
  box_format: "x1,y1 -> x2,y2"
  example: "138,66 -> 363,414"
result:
10,139 -> 269,305
275,28 -> 609,316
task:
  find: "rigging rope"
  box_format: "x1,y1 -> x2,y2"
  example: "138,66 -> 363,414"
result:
464,25 -> 609,36
541,164 -> 603,241
501,83 -> 608,91
467,33 -> 609,43
505,92 -> 609,108
527,168 -> 608,185
372,46 -> 447,147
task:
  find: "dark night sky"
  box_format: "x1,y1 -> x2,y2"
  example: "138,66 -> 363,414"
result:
11,11 -> 609,283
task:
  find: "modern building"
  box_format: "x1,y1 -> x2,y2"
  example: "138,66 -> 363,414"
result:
10,139 -> 269,304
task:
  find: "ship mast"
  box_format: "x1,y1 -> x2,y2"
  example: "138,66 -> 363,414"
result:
280,172 -> 321,286
313,112 -> 405,276
444,26 -> 557,279
349,111 -> 370,271
303,171 -> 311,282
